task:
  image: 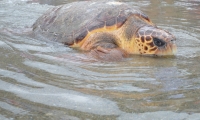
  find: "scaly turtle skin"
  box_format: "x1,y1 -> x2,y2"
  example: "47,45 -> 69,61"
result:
32,0 -> 177,60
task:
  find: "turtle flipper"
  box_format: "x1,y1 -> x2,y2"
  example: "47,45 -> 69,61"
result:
89,46 -> 128,61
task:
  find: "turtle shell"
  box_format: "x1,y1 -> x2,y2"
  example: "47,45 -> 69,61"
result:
32,0 -> 151,46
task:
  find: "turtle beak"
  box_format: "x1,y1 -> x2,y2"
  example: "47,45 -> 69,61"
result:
170,39 -> 177,55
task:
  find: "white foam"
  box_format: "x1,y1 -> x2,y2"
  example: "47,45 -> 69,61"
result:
106,1 -> 123,6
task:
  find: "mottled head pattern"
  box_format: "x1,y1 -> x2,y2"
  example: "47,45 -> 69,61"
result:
135,26 -> 177,56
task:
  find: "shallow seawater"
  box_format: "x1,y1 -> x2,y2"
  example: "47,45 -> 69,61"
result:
0,0 -> 200,119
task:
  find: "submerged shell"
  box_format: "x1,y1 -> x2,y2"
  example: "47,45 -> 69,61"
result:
32,0 -> 150,45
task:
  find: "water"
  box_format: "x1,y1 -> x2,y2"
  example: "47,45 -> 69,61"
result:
0,0 -> 200,119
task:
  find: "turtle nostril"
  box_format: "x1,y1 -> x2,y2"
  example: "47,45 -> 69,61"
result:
170,39 -> 176,44
171,39 -> 176,42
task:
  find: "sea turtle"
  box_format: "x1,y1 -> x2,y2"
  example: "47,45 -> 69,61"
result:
32,0 -> 177,61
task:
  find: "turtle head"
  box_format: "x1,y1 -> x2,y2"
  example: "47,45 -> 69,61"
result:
135,26 -> 177,56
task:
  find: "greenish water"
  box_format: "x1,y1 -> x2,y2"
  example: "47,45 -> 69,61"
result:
0,0 -> 200,119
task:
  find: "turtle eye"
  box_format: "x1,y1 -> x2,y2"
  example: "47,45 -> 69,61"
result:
153,38 -> 165,47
